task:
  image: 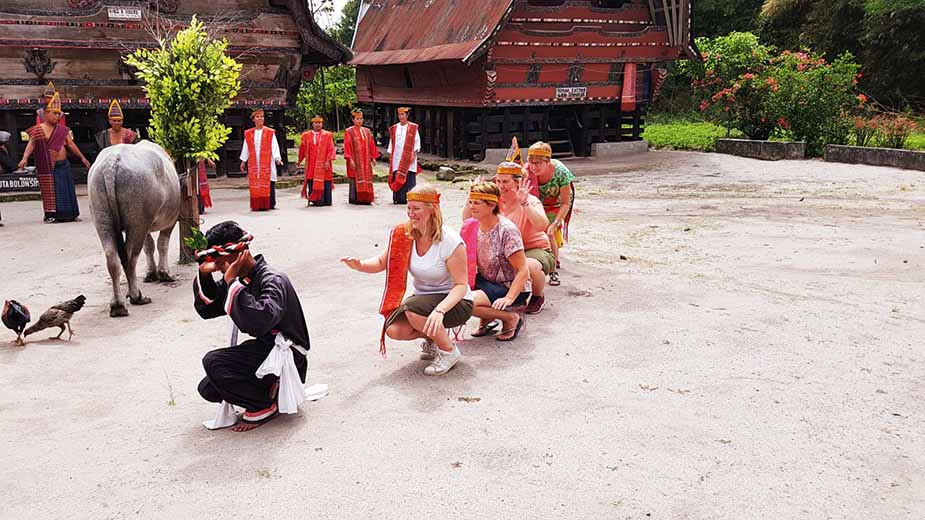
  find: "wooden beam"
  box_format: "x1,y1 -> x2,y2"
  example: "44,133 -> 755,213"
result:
647,0 -> 657,26
660,0 -> 675,47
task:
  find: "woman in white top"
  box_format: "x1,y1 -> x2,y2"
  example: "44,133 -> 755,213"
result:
341,184 -> 472,376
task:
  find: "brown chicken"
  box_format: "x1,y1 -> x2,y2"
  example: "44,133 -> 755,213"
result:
24,295 -> 86,341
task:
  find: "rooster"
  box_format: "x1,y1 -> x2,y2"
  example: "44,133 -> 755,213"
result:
24,295 -> 86,341
2,300 -> 31,346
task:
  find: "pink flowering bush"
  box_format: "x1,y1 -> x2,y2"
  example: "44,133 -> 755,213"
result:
686,33 -> 862,155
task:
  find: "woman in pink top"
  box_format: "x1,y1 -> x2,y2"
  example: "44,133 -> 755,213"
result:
465,162 -> 553,315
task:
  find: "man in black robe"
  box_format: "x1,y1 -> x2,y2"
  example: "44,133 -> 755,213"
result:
193,221 -> 311,432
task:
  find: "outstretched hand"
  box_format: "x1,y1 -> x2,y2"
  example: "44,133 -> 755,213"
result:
340,257 -> 362,271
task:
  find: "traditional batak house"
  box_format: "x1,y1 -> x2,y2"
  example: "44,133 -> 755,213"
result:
350,0 -> 696,160
0,0 -> 350,178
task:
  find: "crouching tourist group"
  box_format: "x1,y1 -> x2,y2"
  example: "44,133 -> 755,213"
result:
341,141 -> 574,377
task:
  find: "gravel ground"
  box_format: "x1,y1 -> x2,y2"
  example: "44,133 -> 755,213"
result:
0,150 -> 922,519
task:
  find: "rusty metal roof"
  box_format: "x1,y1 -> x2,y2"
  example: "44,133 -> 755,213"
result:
350,0 -> 514,65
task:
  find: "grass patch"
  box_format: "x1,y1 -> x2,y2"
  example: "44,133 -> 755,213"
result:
904,132 -> 925,151
644,120 -> 741,151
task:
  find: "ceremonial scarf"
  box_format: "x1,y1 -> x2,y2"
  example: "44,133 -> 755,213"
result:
198,160 -> 212,209
621,63 -> 637,113
377,223 -> 412,356
347,126 -> 375,203
28,124 -> 68,213
460,218 -> 479,289
388,122 -> 418,192
245,128 -> 274,211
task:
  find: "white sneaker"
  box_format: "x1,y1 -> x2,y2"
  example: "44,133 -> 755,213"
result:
423,344 -> 461,376
420,339 -> 437,360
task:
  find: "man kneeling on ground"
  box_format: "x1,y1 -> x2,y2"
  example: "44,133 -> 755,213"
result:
193,221 -> 312,432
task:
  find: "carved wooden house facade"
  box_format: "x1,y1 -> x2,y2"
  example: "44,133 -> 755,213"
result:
350,0 -> 696,159
0,0 -> 351,177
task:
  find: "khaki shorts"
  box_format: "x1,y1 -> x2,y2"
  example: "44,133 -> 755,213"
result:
385,293 -> 474,329
525,247 -> 556,275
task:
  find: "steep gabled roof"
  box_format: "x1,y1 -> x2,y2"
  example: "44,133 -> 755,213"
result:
289,0 -> 353,65
350,0 -> 514,65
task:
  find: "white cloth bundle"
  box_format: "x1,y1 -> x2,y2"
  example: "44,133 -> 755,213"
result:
203,327 -> 327,430
255,333 -> 309,414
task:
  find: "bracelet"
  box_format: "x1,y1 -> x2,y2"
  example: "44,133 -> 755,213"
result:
433,309 -> 445,314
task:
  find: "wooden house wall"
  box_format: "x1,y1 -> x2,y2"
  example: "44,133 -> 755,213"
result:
356,60 -> 486,107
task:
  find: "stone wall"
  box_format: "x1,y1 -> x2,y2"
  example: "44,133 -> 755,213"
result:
825,145 -> 925,171
716,139 -> 806,161
591,141 -> 648,158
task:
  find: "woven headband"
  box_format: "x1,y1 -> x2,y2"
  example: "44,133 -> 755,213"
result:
468,191 -> 499,203
528,148 -> 552,158
407,192 -> 440,204
496,165 -> 524,176
195,232 -> 254,263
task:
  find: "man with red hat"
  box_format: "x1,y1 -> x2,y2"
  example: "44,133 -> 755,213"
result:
239,108 -> 283,211
296,115 -> 336,206
387,106 -> 421,205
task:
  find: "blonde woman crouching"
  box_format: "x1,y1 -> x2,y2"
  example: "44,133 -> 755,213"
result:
341,184 -> 473,376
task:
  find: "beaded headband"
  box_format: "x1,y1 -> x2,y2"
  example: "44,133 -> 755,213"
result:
195,232 -> 254,264
407,192 -> 440,204
311,116 -> 323,123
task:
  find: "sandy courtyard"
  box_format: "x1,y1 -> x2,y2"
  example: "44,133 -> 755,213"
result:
0,151 -> 923,519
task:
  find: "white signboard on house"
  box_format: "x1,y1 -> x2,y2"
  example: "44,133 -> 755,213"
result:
107,7 -> 143,20
556,87 -> 587,99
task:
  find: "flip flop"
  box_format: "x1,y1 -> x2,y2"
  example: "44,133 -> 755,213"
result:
496,316 -> 524,342
471,321 -> 499,337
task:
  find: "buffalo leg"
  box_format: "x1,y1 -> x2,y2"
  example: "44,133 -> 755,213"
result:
156,227 -> 175,282
125,228 -> 152,306
143,234 -> 158,283
100,234 -> 128,317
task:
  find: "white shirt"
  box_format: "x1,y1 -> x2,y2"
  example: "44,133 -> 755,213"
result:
410,225 -> 473,300
389,122 -> 421,173
240,128 -> 282,181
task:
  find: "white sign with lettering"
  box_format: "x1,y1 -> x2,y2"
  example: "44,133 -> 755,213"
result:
556,87 -> 588,99
107,7 -> 143,20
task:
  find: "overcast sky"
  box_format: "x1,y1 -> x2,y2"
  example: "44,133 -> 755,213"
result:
314,0 -> 352,29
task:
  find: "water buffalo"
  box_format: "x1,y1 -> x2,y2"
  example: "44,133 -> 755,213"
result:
88,140 -> 180,317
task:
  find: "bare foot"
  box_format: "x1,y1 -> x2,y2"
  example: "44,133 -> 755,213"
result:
231,421 -> 265,433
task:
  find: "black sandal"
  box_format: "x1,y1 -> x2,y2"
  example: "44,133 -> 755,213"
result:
471,321 -> 499,337
496,316 -> 524,342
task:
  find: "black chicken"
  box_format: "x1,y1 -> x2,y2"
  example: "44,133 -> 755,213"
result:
24,295 -> 86,341
2,300 -> 31,346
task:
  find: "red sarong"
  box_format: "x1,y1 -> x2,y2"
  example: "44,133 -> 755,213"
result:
198,160 -> 212,209
27,124 -> 68,214
298,130 -> 335,201
244,128 -> 274,211
344,125 -> 379,204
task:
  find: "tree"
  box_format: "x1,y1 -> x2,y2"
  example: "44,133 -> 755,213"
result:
290,65 -> 357,133
126,16 -> 241,263
330,0 -> 361,46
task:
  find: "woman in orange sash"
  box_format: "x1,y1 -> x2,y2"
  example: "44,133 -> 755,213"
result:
341,185 -> 472,376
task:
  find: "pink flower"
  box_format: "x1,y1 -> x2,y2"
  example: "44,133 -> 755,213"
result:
699,101 -> 710,112
744,73 -> 755,80
778,117 -> 790,130
857,94 -> 867,105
